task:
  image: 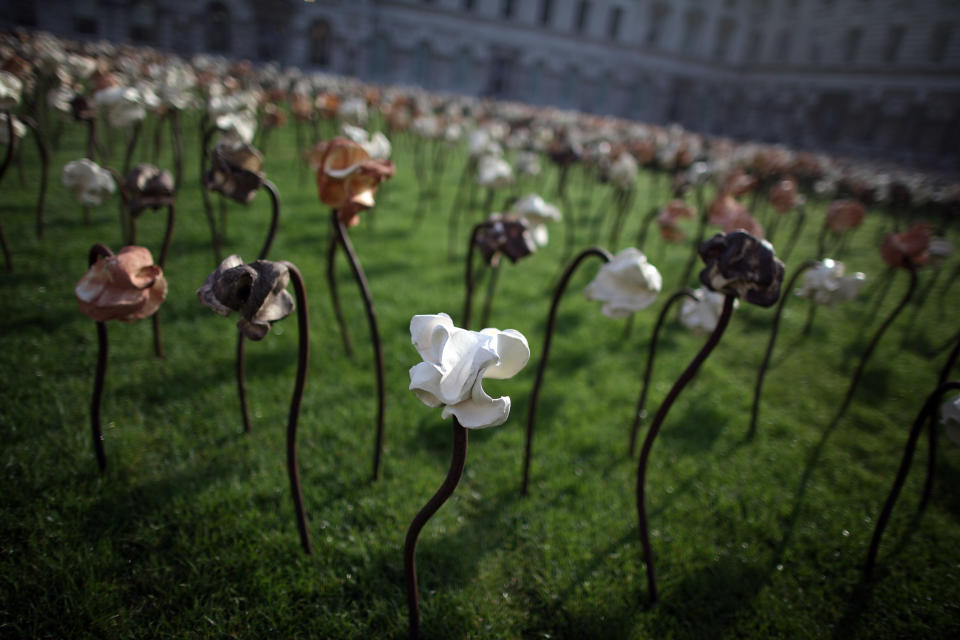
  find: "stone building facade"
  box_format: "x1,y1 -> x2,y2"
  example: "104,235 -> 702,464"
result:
5,0 -> 960,168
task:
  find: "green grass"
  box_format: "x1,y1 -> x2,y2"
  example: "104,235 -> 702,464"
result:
1,113 -> 959,639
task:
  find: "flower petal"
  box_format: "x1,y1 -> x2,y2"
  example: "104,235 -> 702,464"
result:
408,362 -> 444,408
479,328 -> 530,380
410,313 -> 454,363
441,376 -> 511,429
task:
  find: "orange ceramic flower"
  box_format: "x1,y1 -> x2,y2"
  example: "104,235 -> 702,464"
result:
313,137 -> 395,227
826,199 -> 866,234
880,223 -> 931,269
769,177 -> 799,213
75,246 -> 167,322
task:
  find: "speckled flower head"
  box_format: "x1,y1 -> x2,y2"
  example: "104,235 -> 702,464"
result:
698,230 -> 785,307
474,215 -> 536,267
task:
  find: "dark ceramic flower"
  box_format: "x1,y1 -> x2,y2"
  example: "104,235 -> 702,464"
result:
124,164 -> 175,213
197,255 -> 295,340
474,215 -> 536,267
205,141 -> 264,204
880,223 -> 931,269
698,230 -> 785,307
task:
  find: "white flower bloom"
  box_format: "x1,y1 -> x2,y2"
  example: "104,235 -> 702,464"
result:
469,128 -> 502,158
340,123 -> 391,160
93,86 -> 146,128
47,85 -> 74,113
216,111 -> 257,144
941,396 -> 960,446
409,313 -> 530,429
514,151 -> 541,177
0,71 -> 23,110
0,113 -> 26,145
62,159 -> 116,206
444,123 -> 463,144
341,123 -> 369,144
65,54 -> 98,80
511,193 -> 561,247
412,115 -> 441,139
476,155 -> 513,188
584,248 -> 662,318
794,259 -> 865,306
680,287 -> 738,334
608,152 -> 638,191
338,97 -> 368,125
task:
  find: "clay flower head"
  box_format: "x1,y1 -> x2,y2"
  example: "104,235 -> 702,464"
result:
124,164 -> 175,213
880,223 -> 931,269
609,152 -> 639,191
826,199 -> 867,234
547,137 -> 582,168
75,246 -> 166,322
0,70 -> 22,109
769,177 -> 801,213
941,396 -> 960,446
708,194 -> 765,238
585,247 -> 662,318
312,137 -> 395,227
474,215 -> 536,266
510,193 -> 561,247
197,255 -> 295,341
408,313 -> 530,428
698,230 -> 785,307
205,140 -> 264,204
70,93 -> 96,122
476,155 -> 514,188
262,103 -> 287,128
794,259 -> 866,306
658,199 -> 696,242
680,287 -> 737,334
723,170 -> 758,197
62,159 -> 117,207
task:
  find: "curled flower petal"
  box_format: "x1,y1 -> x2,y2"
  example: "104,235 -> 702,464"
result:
196,256 -> 294,340
585,248 -> 662,318
76,246 -> 166,322
698,230 -> 785,307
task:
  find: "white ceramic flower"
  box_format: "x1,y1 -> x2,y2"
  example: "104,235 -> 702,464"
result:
93,86 -> 147,128
476,155 -> 513,188
340,123 -> 392,160
941,396 -> 960,446
514,151 -> 541,177
338,97 -> 368,125
585,248 -> 662,319
62,159 -> 116,206
0,71 -> 23,110
794,259 -> 865,306
0,113 -> 26,145
412,115 -> 441,139
216,111 -> 257,144
680,287 -> 738,334
511,193 -> 561,247
408,313 -> 530,429
608,152 -> 638,191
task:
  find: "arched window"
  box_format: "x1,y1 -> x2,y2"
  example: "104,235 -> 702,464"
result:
309,19 -> 331,67
205,2 -> 231,53
129,0 -> 157,44
414,41 -> 431,87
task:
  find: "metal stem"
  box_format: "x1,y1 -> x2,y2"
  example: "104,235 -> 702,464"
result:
19,115 -> 48,238
521,247 -> 613,496
462,223 -> 485,330
259,179 -> 281,261
87,243 -> 114,472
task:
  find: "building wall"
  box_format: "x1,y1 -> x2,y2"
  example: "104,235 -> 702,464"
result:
6,0 -> 960,168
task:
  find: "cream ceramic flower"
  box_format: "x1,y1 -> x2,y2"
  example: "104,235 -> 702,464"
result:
584,248 -> 662,318
341,123 -> 392,160
216,111 -> 257,144
794,259 -> 866,306
0,71 -> 23,110
680,287 -> 738,334
408,313 -> 530,428
338,97 -> 368,125
514,151 -> 541,177
62,159 -> 116,206
608,152 -> 638,191
511,194 -> 561,247
476,155 -> 513,188
93,86 -> 146,128
941,396 -> 960,446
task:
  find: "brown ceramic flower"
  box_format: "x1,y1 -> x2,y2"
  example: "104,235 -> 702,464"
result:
124,164 -> 176,213
290,94 -> 313,122
205,141 -> 264,204
723,170 -> 758,197
75,246 -> 167,322
262,103 -> 287,128
769,177 -> 800,213
825,199 -> 866,234
657,200 -> 696,243
708,194 -> 765,238
313,137 -> 395,227
474,215 -> 536,267
880,223 -> 931,269
197,255 -> 295,340
698,230 -> 785,307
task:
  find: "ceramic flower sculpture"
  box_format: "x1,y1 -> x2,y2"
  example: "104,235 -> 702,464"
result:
584,247 -> 662,318
794,259 -> 866,307
62,158 -> 116,207
511,193 -> 562,248
404,313 -> 529,638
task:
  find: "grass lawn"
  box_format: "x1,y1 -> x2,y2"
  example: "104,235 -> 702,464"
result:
1,113 -> 959,639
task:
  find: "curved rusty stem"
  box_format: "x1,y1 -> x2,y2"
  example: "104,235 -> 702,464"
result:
478,262 -> 501,329
834,266 -> 917,423
778,203 -> 806,264
637,294 -> 736,604
522,247 -> 613,497
326,227 -> 354,358
169,108 -> 183,191
259,179 -> 281,261
236,331 -> 252,434
676,188 -> 709,291
628,288 -> 699,457
865,380 -> 960,578
748,261 -> 818,439
446,160 -> 474,258
0,112 -> 15,272
333,210 -> 386,481
634,206 -> 661,253
122,120 -> 142,176
19,116 -> 48,238
199,119 -> 222,264
85,116 -> 97,161
148,203 -> 176,360
462,223 -> 485,330
87,243 -> 114,473
404,418 -> 468,640
919,328 -> 960,510
280,261 -> 312,555
608,188 -> 634,251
